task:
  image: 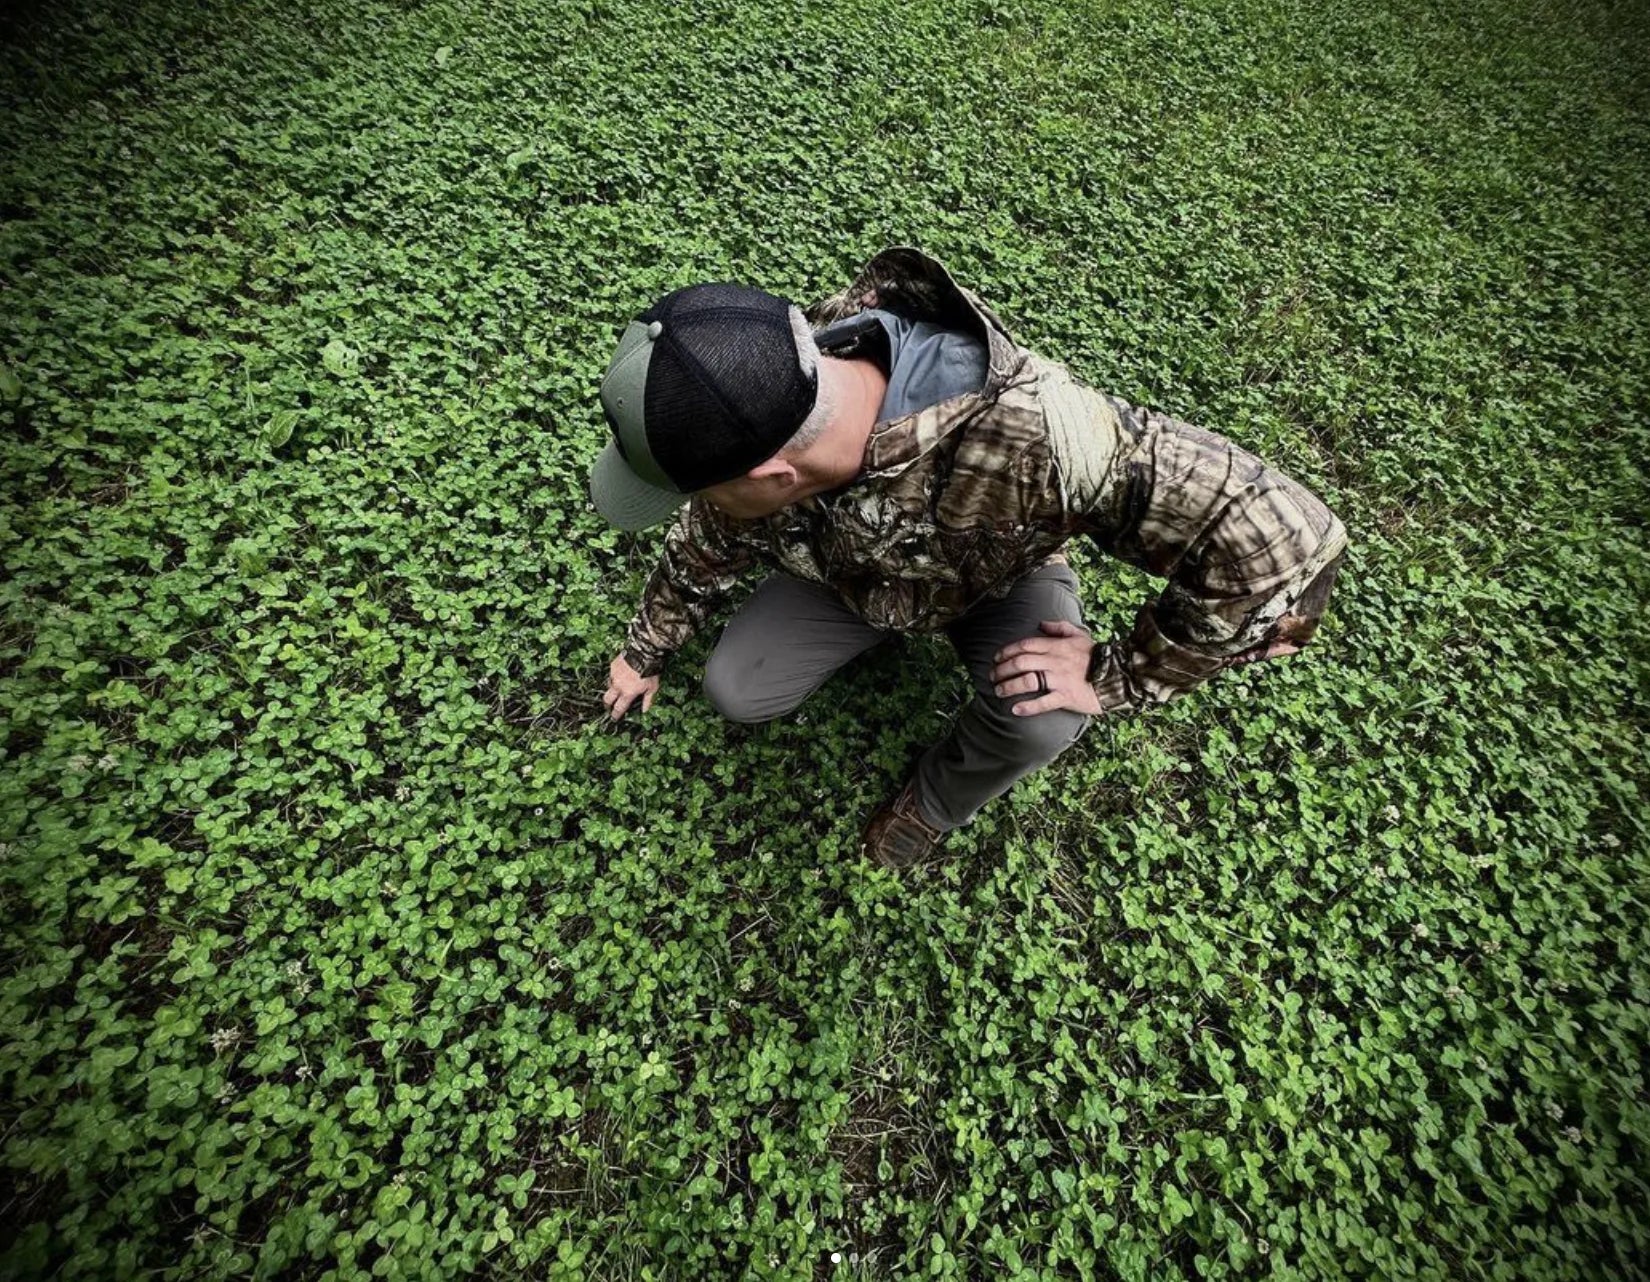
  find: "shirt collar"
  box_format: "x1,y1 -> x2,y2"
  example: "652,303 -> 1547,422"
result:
804,244 -> 1028,401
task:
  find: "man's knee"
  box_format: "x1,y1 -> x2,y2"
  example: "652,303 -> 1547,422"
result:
703,652 -> 783,724
996,699 -> 1091,761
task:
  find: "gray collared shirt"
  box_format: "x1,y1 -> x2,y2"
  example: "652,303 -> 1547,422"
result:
813,306 -> 989,426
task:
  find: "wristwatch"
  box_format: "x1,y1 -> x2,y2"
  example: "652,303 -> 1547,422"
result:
1083,641 -> 1108,685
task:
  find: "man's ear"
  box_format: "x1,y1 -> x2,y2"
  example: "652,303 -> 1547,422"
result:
748,456 -> 799,489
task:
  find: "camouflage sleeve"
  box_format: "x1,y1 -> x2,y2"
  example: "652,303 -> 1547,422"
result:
1043,376 -> 1349,714
618,497 -> 756,678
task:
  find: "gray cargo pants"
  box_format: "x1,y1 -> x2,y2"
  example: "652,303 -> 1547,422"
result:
701,562 -> 1093,830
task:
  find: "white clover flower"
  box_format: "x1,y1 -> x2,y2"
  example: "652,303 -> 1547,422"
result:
97,753 -> 118,771
209,1027 -> 241,1054
1411,923 -> 1429,939
66,754 -> 92,772
1443,984 -> 1464,1000
1382,804 -> 1400,823
1564,1126 -> 1582,1143
1546,1101 -> 1564,1121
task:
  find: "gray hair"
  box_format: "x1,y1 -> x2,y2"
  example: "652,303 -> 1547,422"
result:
777,305 -> 837,459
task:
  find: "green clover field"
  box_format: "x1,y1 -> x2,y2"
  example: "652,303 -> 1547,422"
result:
2,0 -> 1646,1277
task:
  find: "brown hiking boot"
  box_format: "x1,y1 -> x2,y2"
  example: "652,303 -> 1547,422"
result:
861,778 -> 948,870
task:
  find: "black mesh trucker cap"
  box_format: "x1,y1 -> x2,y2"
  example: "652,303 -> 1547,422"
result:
591,282 -> 818,530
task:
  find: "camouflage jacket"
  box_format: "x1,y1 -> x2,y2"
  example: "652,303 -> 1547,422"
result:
618,246 -> 1348,716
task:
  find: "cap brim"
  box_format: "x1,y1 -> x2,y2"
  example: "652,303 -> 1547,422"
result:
589,438 -> 689,531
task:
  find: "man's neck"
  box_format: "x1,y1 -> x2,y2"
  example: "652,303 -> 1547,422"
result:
808,355 -> 887,497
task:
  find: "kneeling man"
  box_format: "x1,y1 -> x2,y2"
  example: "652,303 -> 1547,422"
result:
590,246 -> 1348,870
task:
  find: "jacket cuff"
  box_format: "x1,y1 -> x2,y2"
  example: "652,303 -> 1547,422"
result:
620,642 -> 668,680
1085,641 -> 1144,716
1129,603 -> 1230,694
1087,605 -> 1231,714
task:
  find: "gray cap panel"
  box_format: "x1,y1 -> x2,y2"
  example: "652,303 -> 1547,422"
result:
598,319 -> 676,491
588,438 -> 689,531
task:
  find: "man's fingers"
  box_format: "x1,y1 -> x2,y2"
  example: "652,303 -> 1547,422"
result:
992,672 -> 1043,698
1010,692 -> 1062,717
993,638 -> 1050,664
605,681 -> 661,721
995,624 -> 1090,673
990,655 -> 1045,683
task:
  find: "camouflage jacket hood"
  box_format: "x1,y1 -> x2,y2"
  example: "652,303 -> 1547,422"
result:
616,245 -> 1348,716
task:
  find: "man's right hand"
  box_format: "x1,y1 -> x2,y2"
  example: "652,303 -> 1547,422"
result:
603,654 -> 661,721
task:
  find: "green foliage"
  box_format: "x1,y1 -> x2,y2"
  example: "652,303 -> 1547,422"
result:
1,0 -> 1647,1278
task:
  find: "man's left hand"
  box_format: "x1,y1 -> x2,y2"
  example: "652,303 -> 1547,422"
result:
991,620 -> 1105,717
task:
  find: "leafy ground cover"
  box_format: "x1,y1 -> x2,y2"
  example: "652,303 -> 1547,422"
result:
1,0 -> 1647,1277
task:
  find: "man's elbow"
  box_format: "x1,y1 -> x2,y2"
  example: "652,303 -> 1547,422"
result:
1229,542 -> 1348,668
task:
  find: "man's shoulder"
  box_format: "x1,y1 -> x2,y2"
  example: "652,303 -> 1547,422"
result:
1007,356 -> 1128,515
929,363 -> 1072,529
